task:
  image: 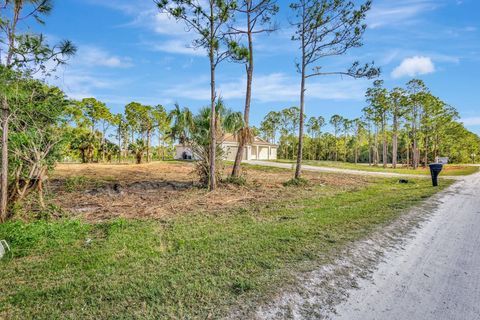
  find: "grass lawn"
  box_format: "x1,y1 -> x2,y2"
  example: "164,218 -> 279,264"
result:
0,176 -> 452,319
274,159 -> 479,176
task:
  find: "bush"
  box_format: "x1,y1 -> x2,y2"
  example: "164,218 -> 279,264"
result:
223,175 -> 247,186
283,177 -> 309,187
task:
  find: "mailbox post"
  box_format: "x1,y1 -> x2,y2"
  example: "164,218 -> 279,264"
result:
428,163 -> 443,187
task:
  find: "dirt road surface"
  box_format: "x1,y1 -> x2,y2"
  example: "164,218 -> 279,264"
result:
253,171 -> 480,320
332,172 -> 480,320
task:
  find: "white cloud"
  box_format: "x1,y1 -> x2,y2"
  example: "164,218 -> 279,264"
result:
152,12 -> 189,35
368,0 -> 439,29
36,44 -> 134,100
51,71 -> 120,100
39,59 -> 131,102
78,46 -> 133,68
462,117 -> 480,126
391,56 -> 435,78
85,1 -> 215,57
151,40 -> 205,56
160,73 -> 368,103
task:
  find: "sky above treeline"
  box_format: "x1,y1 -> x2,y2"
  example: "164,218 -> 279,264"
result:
33,0 -> 480,133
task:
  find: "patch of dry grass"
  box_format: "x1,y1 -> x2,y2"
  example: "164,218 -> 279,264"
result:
49,161 -> 368,222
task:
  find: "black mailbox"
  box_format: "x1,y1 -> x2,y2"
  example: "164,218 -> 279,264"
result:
428,163 -> 443,187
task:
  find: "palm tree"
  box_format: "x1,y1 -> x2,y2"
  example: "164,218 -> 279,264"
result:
168,103 -> 194,146
72,131 -> 99,163
189,99 -> 244,186
129,139 -> 148,164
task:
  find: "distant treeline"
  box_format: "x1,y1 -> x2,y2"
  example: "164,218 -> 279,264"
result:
258,80 -> 480,166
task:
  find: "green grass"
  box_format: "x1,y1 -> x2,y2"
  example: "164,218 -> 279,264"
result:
274,159 -> 479,176
0,178 -> 451,319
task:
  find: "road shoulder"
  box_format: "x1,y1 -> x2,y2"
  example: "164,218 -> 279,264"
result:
249,176 -> 464,319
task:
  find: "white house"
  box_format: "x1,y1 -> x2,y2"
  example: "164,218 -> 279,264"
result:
175,134 -> 278,161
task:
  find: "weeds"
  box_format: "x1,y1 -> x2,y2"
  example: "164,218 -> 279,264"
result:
64,176 -> 90,192
283,177 -> 310,187
223,175 -> 247,186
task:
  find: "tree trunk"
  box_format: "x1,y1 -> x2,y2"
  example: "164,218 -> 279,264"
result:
382,115 -> 387,168
355,133 -> 359,164
295,69 -> 305,179
118,125 -> 122,163
0,102 -> 9,222
208,5 -> 217,191
367,127 -> 372,166
232,6 -> 254,178
158,131 -> 163,161
295,17 -> 306,180
413,139 -> 418,169
412,112 -> 419,169
334,130 -> 338,162
374,126 -> 379,165
424,135 -> 428,166
392,113 -> 398,169
406,141 -> 410,168
102,130 -> 106,163
147,128 -> 151,163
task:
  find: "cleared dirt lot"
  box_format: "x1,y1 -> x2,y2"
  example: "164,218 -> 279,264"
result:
50,161 -> 367,222
2,162 -> 449,319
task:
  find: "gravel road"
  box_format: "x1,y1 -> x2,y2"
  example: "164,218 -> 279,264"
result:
249,170 -> 479,320
332,172 -> 480,320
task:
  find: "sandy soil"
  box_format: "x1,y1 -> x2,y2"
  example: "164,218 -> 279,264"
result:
49,161 -> 367,222
251,172 -> 480,320
332,172 -> 480,320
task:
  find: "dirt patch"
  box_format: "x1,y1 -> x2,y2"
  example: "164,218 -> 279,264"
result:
49,162 -> 367,222
85,181 -> 192,196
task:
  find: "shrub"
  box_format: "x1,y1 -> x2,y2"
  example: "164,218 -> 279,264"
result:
283,177 -> 309,187
223,175 -> 247,186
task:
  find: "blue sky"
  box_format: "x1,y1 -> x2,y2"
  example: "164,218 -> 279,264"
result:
35,0 -> 480,133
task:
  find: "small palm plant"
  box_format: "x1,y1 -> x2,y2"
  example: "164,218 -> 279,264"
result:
128,139 -> 147,164
169,100 -> 244,186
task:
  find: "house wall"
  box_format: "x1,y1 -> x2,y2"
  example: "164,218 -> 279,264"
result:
175,144 -> 277,161
258,146 -> 269,159
250,146 -> 257,160
224,146 -> 237,161
270,147 -> 277,160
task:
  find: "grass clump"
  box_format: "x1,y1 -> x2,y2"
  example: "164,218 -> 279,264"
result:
223,175 -> 248,186
283,177 -> 309,187
64,175 -> 90,192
